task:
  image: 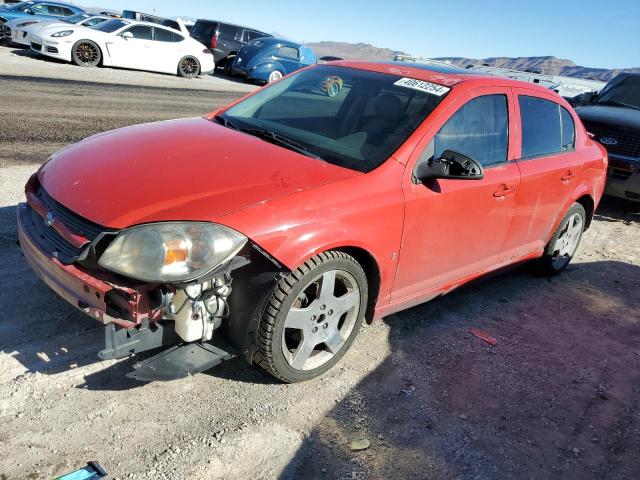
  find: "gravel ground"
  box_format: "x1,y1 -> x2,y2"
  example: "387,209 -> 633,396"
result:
1,68 -> 639,480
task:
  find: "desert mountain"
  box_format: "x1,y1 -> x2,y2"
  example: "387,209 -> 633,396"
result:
306,42 -> 639,82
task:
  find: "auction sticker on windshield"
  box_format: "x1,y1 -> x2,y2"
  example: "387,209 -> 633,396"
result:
394,78 -> 451,96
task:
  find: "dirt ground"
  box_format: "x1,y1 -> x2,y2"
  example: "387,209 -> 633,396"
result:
1,65 -> 640,480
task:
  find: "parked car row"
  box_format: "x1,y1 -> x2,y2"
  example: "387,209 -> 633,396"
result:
1,2 -> 321,82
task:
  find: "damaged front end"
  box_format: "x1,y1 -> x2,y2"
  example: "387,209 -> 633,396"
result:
18,175 -> 287,381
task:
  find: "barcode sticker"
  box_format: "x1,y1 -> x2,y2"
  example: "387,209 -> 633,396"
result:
394,78 -> 450,96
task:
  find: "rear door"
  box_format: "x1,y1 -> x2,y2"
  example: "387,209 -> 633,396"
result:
216,23 -> 242,57
149,26 -> 185,73
392,87 -> 521,302
511,89 -> 581,253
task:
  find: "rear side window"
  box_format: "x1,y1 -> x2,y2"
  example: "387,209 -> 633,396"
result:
218,24 -> 241,41
277,46 -> 299,60
60,7 -> 75,16
244,30 -> 264,42
519,96 -> 574,158
154,27 -> 183,42
434,94 -> 509,167
124,25 -> 152,40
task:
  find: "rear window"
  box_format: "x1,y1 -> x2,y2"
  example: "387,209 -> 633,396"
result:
519,96 -> 575,158
191,21 -> 217,44
154,27 -> 183,42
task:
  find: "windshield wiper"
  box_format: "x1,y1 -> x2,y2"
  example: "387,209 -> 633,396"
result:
214,114 -> 240,131
241,127 -> 321,159
596,100 -> 640,110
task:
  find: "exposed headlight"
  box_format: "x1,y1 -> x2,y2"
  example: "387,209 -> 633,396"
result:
51,30 -> 73,37
98,222 -> 247,283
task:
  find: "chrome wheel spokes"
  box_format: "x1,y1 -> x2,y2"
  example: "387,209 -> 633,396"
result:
552,213 -> 584,266
282,269 -> 360,371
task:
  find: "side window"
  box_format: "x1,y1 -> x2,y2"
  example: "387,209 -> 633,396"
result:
218,24 -> 240,41
154,27 -> 183,42
434,94 -> 509,167
60,7 -> 75,16
244,30 -> 263,42
560,107 -> 575,151
519,96 -> 572,158
30,4 -> 48,14
277,46 -> 299,60
124,26 -> 152,40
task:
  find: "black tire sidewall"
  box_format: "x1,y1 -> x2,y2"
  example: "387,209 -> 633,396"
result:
541,203 -> 586,274
71,40 -> 101,67
178,56 -> 200,78
268,256 -> 367,382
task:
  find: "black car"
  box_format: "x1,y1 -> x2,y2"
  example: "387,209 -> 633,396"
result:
575,74 -> 640,203
190,19 -> 272,73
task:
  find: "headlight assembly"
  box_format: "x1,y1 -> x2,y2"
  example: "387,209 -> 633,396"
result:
98,222 -> 247,283
51,30 -> 73,37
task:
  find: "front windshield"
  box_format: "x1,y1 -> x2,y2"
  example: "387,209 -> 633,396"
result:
63,13 -> 90,24
93,19 -> 127,33
220,66 -> 449,173
596,76 -> 640,110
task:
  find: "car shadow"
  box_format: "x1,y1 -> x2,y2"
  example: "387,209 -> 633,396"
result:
594,195 -> 640,224
280,259 -> 640,479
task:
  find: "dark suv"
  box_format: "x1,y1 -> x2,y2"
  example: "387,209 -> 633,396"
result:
190,19 -> 272,73
575,74 -> 640,202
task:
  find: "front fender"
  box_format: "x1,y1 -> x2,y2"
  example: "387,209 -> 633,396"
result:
217,159 -> 406,309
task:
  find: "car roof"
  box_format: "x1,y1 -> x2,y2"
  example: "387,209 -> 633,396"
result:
194,18 -> 270,35
322,60 -> 558,92
111,19 -> 182,30
32,0 -> 82,7
257,37 -> 303,48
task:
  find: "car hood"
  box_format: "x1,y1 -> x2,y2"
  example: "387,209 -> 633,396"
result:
38,117 -> 360,229
576,104 -> 640,130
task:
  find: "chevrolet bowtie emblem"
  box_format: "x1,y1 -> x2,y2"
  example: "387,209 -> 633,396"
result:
45,212 -> 55,227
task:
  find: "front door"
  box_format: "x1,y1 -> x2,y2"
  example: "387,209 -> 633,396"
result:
108,25 -> 154,70
392,88 -> 521,302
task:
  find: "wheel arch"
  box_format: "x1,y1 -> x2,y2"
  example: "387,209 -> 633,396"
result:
575,193 -> 595,230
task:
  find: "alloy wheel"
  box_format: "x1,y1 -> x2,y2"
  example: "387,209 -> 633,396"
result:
551,212 -> 584,267
281,269 -> 360,371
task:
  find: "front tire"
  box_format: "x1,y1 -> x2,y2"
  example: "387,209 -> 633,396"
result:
178,56 -> 200,78
254,251 -> 367,383
71,40 -> 101,67
538,202 -> 586,275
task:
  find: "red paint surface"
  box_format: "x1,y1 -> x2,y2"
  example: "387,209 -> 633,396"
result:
31,62 -> 607,321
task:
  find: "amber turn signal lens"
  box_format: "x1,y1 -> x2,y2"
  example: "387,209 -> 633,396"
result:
164,239 -> 189,265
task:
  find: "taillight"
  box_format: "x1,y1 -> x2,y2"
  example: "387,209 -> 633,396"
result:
210,35 -> 217,49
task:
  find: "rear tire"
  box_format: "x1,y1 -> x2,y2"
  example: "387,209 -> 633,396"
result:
71,40 -> 101,67
178,56 -> 200,78
537,202 -> 586,275
267,70 -> 283,83
253,251 -> 367,383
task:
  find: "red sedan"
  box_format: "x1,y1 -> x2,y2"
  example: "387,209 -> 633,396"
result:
18,61 -> 608,382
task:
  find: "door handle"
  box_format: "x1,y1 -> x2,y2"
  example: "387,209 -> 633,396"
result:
493,185 -> 516,198
561,170 -> 577,182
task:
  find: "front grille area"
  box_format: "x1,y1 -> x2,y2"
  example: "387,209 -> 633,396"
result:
31,41 -> 42,51
26,203 -> 84,261
25,186 -> 111,264
584,122 -> 640,159
36,186 -> 105,241
46,46 -> 58,54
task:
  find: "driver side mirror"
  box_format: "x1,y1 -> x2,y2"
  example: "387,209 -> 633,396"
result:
414,150 -> 484,183
121,31 -> 133,40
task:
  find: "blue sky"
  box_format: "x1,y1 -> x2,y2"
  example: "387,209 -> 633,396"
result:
99,0 -> 639,69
